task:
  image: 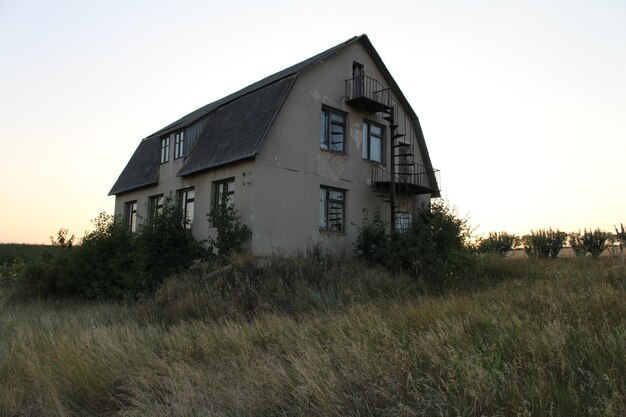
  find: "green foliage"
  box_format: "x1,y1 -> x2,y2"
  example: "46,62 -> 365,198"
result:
478,231 -> 519,256
615,223 -> 626,247
569,232 -> 587,257
50,228 -> 75,247
581,228 -> 612,258
354,199 -> 477,290
207,194 -> 251,258
522,228 -> 567,258
136,197 -> 207,291
15,201 -> 207,300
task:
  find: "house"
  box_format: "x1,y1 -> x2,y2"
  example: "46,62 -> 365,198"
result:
109,34 -> 440,255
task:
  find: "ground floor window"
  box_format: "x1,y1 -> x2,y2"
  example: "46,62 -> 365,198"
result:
395,212 -> 412,231
124,201 -> 138,232
177,188 -> 195,229
148,194 -> 164,221
212,178 -> 235,213
319,186 -> 346,232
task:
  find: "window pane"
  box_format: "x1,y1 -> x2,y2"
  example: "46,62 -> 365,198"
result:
187,189 -> 194,200
371,125 -> 382,136
371,136 -> 382,163
186,201 -> 194,227
227,180 -> 235,193
329,190 -> 343,201
331,113 -> 344,123
320,111 -> 329,149
330,124 -> 344,152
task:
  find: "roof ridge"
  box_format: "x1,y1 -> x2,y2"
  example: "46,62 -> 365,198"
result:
148,35 -> 362,138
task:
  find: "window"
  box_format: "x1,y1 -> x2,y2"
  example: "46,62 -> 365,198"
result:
319,186 -> 346,232
160,137 -> 170,163
174,131 -> 185,159
148,194 -> 164,221
395,213 -> 412,231
124,201 -> 138,232
212,178 -> 235,213
320,107 -> 346,153
178,188 -> 194,229
362,121 -> 383,163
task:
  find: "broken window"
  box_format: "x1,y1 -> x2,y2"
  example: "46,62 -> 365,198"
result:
319,186 -> 346,232
320,107 -> 346,153
212,178 -> 235,213
148,194 -> 164,222
124,200 -> 138,232
177,188 -> 195,229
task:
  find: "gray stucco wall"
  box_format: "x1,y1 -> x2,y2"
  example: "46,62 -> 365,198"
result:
113,40 -> 432,255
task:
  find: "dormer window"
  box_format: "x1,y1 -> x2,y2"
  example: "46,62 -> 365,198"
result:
174,131 -> 185,159
160,137 -> 170,163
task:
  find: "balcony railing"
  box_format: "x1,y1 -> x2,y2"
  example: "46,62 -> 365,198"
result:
345,75 -> 392,112
371,163 -> 441,195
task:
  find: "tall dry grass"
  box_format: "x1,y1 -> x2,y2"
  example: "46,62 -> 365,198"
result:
0,257 -> 625,416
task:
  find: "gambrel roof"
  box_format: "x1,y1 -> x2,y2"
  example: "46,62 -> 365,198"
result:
109,35 -> 437,196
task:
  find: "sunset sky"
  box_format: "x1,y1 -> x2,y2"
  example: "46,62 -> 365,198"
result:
1,0 -> 625,244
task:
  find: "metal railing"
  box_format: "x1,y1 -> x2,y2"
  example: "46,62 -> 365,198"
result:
371,162 -> 441,194
345,75 -> 392,108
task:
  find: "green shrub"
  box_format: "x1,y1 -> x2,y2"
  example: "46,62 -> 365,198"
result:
615,223 -> 626,248
522,229 -> 567,258
478,232 -> 519,256
354,199 -> 477,290
581,228 -> 612,258
207,194 -> 251,259
568,232 -> 587,257
15,202 -> 207,300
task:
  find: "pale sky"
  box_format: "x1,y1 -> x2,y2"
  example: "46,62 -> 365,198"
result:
1,0 -> 625,244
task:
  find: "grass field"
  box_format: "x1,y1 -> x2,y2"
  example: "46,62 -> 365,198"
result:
1,257 -> 625,416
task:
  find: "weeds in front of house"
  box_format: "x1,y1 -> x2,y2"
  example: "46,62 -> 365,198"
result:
1,256 -> 625,416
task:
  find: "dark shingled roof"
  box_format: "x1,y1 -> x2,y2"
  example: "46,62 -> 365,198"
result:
109,34 -> 439,196
109,36 -> 361,195
178,76 -> 296,176
109,137 -> 160,195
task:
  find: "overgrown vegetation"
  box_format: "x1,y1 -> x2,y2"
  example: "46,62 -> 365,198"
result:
207,194 -> 252,259
1,257 -> 625,416
477,231 -> 519,256
353,200 -> 477,291
522,228 -> 568,258
9,199 -> 207,300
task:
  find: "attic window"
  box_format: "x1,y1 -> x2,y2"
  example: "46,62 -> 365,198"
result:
160,137 -> 170,163
174,131 -> 185,159
320,106 -> 346,154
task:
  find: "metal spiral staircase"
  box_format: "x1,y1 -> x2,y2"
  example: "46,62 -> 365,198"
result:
345,75 -> 440,229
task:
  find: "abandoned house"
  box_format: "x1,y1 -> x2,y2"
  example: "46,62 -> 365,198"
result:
109,34 -> 440,255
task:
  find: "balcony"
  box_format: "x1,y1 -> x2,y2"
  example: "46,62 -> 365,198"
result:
345,75 -> 392,112
371,163 -> 441,195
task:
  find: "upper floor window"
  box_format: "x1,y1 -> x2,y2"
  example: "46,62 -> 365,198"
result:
174,131 -> 185,159
362,121 -> 383,163
212,178 -> 235,213
319,186 -> 346,233
124,200 -> 138,232
160,137 -> 170,163
177,188 -> 194,229
320,107 -> 346,154
148,194 -> 164,222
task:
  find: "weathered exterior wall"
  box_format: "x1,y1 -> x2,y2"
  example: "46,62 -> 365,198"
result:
252,41 -> 429,255
114,156 -> 255,245
113,40 -> 432,255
